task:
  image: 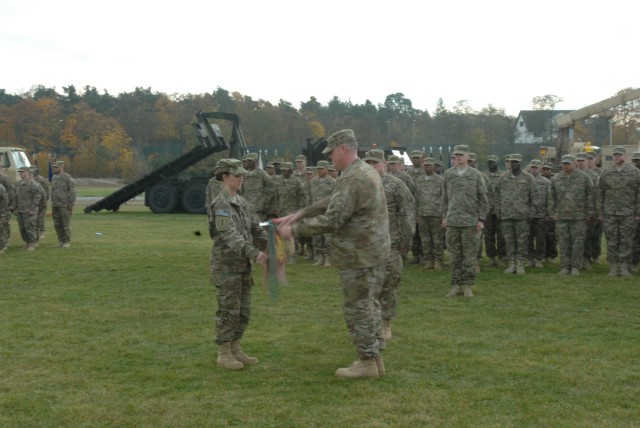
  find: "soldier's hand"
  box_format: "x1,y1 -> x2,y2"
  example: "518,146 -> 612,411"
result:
256,251 -> 268,265
441,219 -> 447,229
277,224 -> 293,239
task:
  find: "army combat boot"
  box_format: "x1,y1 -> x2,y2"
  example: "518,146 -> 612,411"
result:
607,264 -> 618,277
504,261 -> 516,274
375,355 -> 385,376
619,263 -> 632,277
312,255 -> 325,266
231,340 -> 258,365
335,357 -> 379,378
217,342 -> 243,370
463,285 -> 474,298
323,255 -> 332,267
433,261 -> 442,271
381,320 -> 392,341
516,261 -> 525,275
445,285 -> 463,298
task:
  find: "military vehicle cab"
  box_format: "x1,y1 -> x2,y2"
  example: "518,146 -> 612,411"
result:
0,147 -> 32,183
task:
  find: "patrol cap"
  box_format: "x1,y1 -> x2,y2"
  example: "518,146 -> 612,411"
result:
387,155 -> 402,164
529,159 -> 543,168
586,152 -> 596,159
575,152 -> 588,161
265,162 -> 274,169
507,154 -> 523,162
487,155 -> 500,162
612,146 -> 626,155
305,166 -> 316,173
434,159 -> 443,166
244,153 -> 258,161
272,157 -> 284,164
295,155 -> 306,161
328,163 -> 336,171
469,152 -> 477,161
217,158 -> 248,175
280,162 -> 293,170
542,163 -> 554,169
452,145 -> 470,155
52,161 -> 64,168
423,157 -> 435,166
410,150 -> 424,158
323,129 -> 357,154
364,149 -> 385,163
561,154 -> 576,163
316,160 -> 329,168
18,166 -> 30,172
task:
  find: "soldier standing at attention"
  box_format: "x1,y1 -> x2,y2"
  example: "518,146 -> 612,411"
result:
363,149 -> 413,343
209,159 -> 268,370
239,153 -> 276,221
309,160 -> 336,266
293,155 -> 307,181
631,152 -> 640,272
15,166 -> 41,251
32,168 -> 50,240
275,129 -> 390,378
0,182 -> 8,254
408,150 -> 425,264
414,157 -> 444,270
595,147 -> 640,276
0,157 -> 14,251
541,163 -> 558,261
547,155 -> 595,275
441,145 -> 488,298
527,160 -> 550,268
482,155 -> 506,267
51,161 -> 76,248
576,152 -> 600,269
496,154 -> 533,275
388,155 -> 416,195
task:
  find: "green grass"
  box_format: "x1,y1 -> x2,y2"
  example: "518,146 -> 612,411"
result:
75,187 -> 134,198
1,205 -> 639,427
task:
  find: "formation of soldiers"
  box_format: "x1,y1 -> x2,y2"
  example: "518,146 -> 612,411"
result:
0,160 -> 76,254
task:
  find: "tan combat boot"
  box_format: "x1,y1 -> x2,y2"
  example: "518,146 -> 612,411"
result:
323,255 -> 332,267
619,263 -> 632,277
217,342 -> 243,370
607,264 -> 618,276
433,261 -> 442,271
231,340 -> 258,365
534,260 -> 544,268
423,260 -> 434,269
558,267 -> 570,275
381,320 -> 392,341
570,267 -> 580,276
335,357 -> 379,378
312,255 -> 325,266
463,285 -> 474,298
516,261 -> 525,275
445,285 -> 463,298
26,243 -> 36,251
504,261 -> 516,274
375,355 -> 385,376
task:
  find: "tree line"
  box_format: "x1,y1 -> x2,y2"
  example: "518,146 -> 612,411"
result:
0,85 -> 635,180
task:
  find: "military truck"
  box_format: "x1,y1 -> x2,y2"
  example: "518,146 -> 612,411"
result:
84,112 -> 247,214
0,147 -> 33,182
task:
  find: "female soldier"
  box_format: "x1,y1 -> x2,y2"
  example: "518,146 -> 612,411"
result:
209,159 -> 268,370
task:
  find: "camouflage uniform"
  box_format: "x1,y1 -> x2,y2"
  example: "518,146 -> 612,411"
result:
414,168 -> 444,264
275,170 -> 305,217
292,153 -> 389,360
15,174 -> 41,247
209,188 -> 267,345
541,164 -> 558,259
576,153 -> 601,265
309,164 -> 336,260
596,155 -> 640,271
33,173 -> 50,236
240,165 -> 276,220
482,165 -> 506,261
0,184 -> 8,251
441,151 -> 489,294
0,172 -> 13,247
548,158 -> 595,272
496,164 -> 533,265
408,153 -> 425,263
528,168 -> 550,264
51,165 -> 76,245
205,176 -> 224,215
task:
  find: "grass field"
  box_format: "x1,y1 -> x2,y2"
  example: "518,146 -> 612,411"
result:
1,203 -> 639,427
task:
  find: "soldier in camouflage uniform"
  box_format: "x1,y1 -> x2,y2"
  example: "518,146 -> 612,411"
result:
595,147 -> 640,276
631,152 -> 640,271
15,166 -> 41,251
441,145 -> 489,298
309,160 -> 336,266
0,159 -> 14,250
275,129 -> 390,378
0,183 -> 8,254
51,161 -> 76,248
239,153 -> 276,220
576,152 -> 601,269
271,157 -> 284,176
293,155 -> 307,181
205,174 -> 224,216
32,168 -> 50,240
265,162 -> 275,177
586,152 -> 604,264
414,158 -> 444,270
388,155 -> 416,195
527,160 -> 550,268
209,159 -> 268,370
496,154 -> 533,274
548,155 -> 595,275
275,162 -> 305,264
482,155 -> 506,266
328,163 -> 338,179
408,151 -> 425,264
364,149 -> 413,343
541,163 -> 558,260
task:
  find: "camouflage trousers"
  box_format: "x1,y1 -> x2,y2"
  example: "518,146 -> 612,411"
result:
0,213 -> 10,249
377,249 -> 403,322
446,226 -> 480,287
632,222 -> 640,266
341,265 -> 384,359
312,234 -> 331,257
212,270 -> 253,345
545,219 -> 558,258
37,204 -> 47,233
484,213 -> 506,258
501,219 -> 530,262
17,212 -> 38,245
527,218 -> 547,262
556,220 -> 586,269
418,216 -> 444,262
603,216 -> 637,264
411,224 -> 423,260
52,207 -> 72,244
584,219 -> 601,260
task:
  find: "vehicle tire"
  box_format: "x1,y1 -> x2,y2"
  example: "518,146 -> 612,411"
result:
182,182 -> 207,214
147,183 -> 178,213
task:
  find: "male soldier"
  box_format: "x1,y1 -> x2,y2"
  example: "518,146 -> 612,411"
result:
483,155 -> 506,266
596,147 -> 640,276
240,153 -> 276,220
541,163 -> 558,260
632,152 -> 640,271
0,182 -> 8,254
328,164 -> 338,179
301,166 -> 317,260
14,166 -> 41,251
408,150 -> 424,264
547,155 -> 595,275
274,162 -> 305,221
271,158 -> 284,176
293,155 -> 307,181
265,162 -> 275,177
496,154 -> 533,275
441,145 -> 488,298
0,156 -> 15,250
275,129 -> 390,378
414,157 -> 444,270
576,152 -> 600,269
51,160 -> 76,248
387,155 -> 416,195
528,160 -> 550,267
363,149 -> 413,343
309,160 -> 336,266
31,168 -> 50,240
585,152 -> 603,264
468,153 -> 479,169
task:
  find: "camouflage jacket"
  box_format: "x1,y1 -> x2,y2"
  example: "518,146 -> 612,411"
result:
33,174 -> 51,202
390,170 -> 416,195
15,178 -> 42,213
294,159 -> 390,269
496,171 -> 533,220
414,173 -> 443,217
240,167 -> 275,214
208,190 -> 267,273
548,170 -> 595,220
0,173 -> 14,210
51,172 -> 76,207
596,163 -> 640,217
0,183 -> 7,214
482,170 -> 504,214
382,173 -> 414,251
310,175 -> 335,204
205,177 -> 224,215
276,176 -> 305,217
441,166 -> 489,227
530,174 -> 550,219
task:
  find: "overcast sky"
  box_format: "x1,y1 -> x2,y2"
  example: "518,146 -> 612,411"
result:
1,0 -> 637,117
